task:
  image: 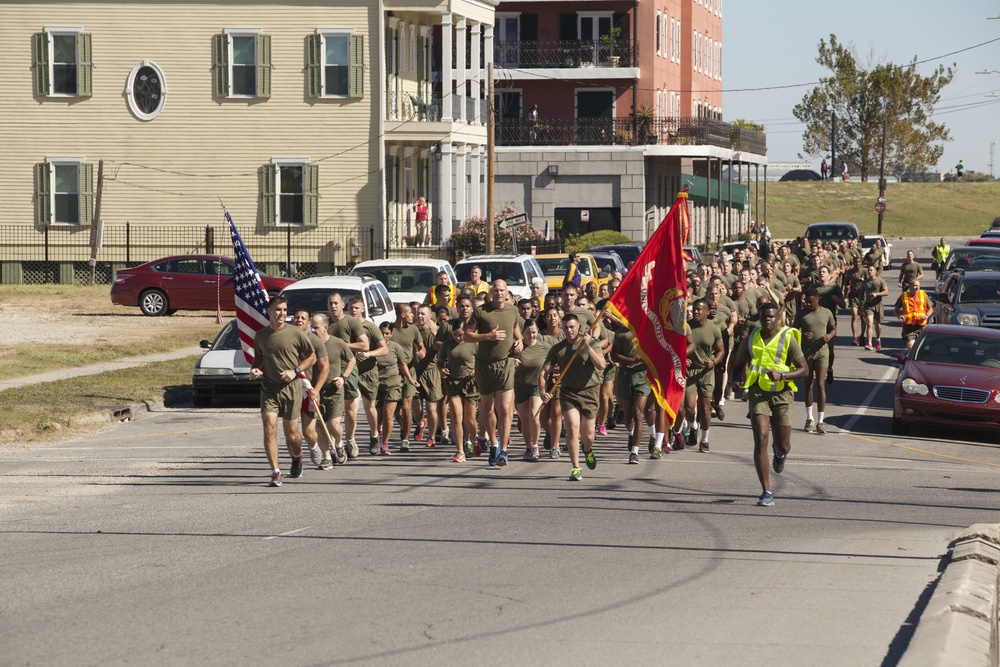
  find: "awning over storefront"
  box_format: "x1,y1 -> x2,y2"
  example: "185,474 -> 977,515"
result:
681,173 -> 749,211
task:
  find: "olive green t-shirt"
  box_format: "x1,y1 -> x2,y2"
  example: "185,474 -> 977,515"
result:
412,326 -> 438,376
302,331 -> 329,384
862,277 -> 889,308
390,323 -> 421,365
357,320 -> 384,374
252,324 -> 315,384
328,314 -> 365,345
320,335 -> 352,392
377,340 -> 405,388
612,328 -> 645,371
438,337 -> 477,379
515,339 -> 552,386
469,302 -> 520,362
570,306 -> 596,330
899,261 -> 922,284
793,306 -> 835,355
816,283 -> 844,315
544,338 -> 603,391
687,321 -> 723,370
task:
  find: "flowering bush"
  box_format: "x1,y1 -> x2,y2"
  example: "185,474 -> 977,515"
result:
449,206 -> 546,259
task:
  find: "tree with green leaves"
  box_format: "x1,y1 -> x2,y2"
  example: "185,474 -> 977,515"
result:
793,35 -> 953,181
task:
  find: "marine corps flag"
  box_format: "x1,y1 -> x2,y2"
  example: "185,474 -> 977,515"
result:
607,192 -> 691,420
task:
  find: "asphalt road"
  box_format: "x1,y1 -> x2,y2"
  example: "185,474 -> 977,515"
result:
4,238 -> 999,666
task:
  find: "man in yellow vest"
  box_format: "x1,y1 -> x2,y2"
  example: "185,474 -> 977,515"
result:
893,279 -> 933,350
931,237 -> 950,277
731,301 -> 808,507
426,271 -> 457,307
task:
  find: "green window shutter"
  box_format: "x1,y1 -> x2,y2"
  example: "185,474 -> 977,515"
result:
417,35 -> 426,86
306,33 -> 322,98
79,162 -> 95,226
34,162 -> 51,227
417,156 -> 427,198
260,163 -> 277,227
213,33 -> 229,98
77,33 -> 93,97
257,34 -> 271,98
304,163 -> 319,228
385,157 -> 395,205
33,32 -> 50,97
350,34 -> 364,99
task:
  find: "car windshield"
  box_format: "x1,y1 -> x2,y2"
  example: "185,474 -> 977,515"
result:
805,226 -> 856,241
958,280 -> 1000,304
455,262 -> 527,286
211,320 -> 241,351
280,288 -> 362,316
354,267 -> 436,292
535,257 -> 593,277
914,332 -> 1000,366
945,250 -> 992,271
967,257 -> 1000,271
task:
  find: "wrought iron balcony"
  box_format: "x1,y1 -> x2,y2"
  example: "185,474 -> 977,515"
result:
386,90 -> 444,122
495,116 -> 766,154
495,39 -> 637,69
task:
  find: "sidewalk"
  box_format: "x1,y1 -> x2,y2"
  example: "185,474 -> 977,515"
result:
0,347 -> 204,392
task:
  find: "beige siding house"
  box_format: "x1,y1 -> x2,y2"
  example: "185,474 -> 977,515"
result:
0,0 -> 495,282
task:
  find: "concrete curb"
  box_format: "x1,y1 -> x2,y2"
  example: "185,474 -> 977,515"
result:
898,524 -> 1000,667
0,348 -> 203,392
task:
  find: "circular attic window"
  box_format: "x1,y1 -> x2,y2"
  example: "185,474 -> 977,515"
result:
125,61 -> 167,121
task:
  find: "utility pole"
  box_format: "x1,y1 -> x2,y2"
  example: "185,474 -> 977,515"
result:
486,62 -> 495,254
87,158 -> 104,286
990,142 -> 996,178
877,118 -> 887,235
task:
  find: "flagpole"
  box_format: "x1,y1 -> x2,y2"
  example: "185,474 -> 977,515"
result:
535,301 -> 612,418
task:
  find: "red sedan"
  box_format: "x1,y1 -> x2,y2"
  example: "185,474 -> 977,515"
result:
111,255 -> 294,316
891,324 -> 1000,436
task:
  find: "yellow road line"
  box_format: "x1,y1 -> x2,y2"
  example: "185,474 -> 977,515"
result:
844,432 -> 1000,468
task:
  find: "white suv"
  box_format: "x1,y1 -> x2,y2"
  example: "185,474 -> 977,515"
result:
454,254 -> 547,301
278,275 -> 395,326
351,258 -> 457,306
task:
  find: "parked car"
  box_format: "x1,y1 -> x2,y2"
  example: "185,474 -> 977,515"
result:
453,254 -> 547,302
721,239 -> 760,257
967,237 -> 1000,248
933,272 -> 1000,329
586,243 -> 644,269
860,235 -> 892,269
191,318 -> 256,407
890,324 -> 1000,436
683,245 -> 704,268
111,254 -> 295,317
351,258 -> 456,306
278,275 -> 395,327
587,251 -> 627,280
804,222 -> 860,243
534,252 -> 607,297
935,246 -> 1000,297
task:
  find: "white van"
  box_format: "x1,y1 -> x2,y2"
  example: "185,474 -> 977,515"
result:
454,254 -> 547,301
351,258 -> 456,307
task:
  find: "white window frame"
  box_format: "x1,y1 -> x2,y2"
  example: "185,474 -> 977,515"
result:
577,12 -> 614,41
125,60 -> 168,121
655,11 -> 661,56
223,28 -> 262,98
317,28 -> 355,98
44,26 -> 83,97
271,158 -> 310,226
45,156 -> 85,226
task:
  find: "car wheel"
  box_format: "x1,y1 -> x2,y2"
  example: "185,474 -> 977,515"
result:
891,417 -> 909,436
139,289 -> 169,316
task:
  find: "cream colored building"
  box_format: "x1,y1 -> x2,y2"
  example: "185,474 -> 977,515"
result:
0,0 -> 494,281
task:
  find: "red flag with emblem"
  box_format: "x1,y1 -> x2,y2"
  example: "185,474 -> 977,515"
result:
607,192 -> 691,421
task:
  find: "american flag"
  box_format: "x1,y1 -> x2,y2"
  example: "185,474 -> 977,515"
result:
225,205 -> 270,363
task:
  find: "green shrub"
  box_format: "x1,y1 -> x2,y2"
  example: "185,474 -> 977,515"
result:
448,206 -> 546,260
566,230 -> 634,252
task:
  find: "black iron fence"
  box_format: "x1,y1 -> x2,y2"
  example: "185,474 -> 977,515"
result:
496,115 -> 766,154
495,39 -> 637,69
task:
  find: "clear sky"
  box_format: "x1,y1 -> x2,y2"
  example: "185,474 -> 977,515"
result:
722,0 -> 1000,175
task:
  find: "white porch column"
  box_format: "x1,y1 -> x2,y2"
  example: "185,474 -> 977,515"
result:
484,24 -> 494,72
455,17 -> 467,123
438,141 -> 454,239
455,144 -> 468,224
471,22 -> 481,125
470,144 -> 482,217
441,14 -> 453,122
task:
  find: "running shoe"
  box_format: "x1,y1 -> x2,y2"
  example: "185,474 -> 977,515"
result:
496,450 -> 509,467
318,457 -> 333,471
269,471 -> 282,487
628,452 -> 640,464
674,431 -> 685,450
804,418 -> 815,433
523,446 -> 533,461
335,444 -> 348,464
699,441 -> 710,453
450,453 -> 466,463
488,445 -> 499,467
379,444 -> 391,456
309,443 -> 322,466
439,430 -> 450,446
864,342 -> 873,351
465,441 -> 474,457
757,491 -> 774,507
425,439 -> 435,448
852,337 -> 859,346
569,467 -> 582,481
875,338 -> 882,351
369,437 -> 380,456
715,405 -> 726,421
347,439 -> 359,459
289,457 -> 303,479
816,422 -> 827,435
649,447 -> 662,460
772,448 -> 786,474
596,424 -> 608,436
584,449 -> 597,470
549,447 -> 560,459
529,446 -> 540,461
399,439 -> 410,453
414,421 -> 426,441
607,416 -> 618,430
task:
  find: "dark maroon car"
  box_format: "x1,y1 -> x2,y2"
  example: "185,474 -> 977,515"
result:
111,254 -> 294,316
891,324 -> 1000,436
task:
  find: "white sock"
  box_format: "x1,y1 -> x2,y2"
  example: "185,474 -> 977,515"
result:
806,405 -> 814,420
701,428 -> 710,443
655,432 -> 664,448
630,445 -> 639,455
651,428 -> 659,440
272,468 -> 281,474
818,412 -> 825,424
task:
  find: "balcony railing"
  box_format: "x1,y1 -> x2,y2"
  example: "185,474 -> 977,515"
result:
495,39 -> 637,69
495,116 -> 766,153
387,90 -> 444,122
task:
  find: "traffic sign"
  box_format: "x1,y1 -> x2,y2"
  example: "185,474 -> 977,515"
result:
498,213 -> 527,231
874,200 -> 886,214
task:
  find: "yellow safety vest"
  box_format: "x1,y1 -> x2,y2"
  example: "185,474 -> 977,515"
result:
466,281 -> 489,297
745,326 -> 801,393
429,285 -> 457,307
932,244 -> 950,264
901,290 -> 929,325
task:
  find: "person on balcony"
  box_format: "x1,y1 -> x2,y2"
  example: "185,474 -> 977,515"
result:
414,197 -> 429,246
